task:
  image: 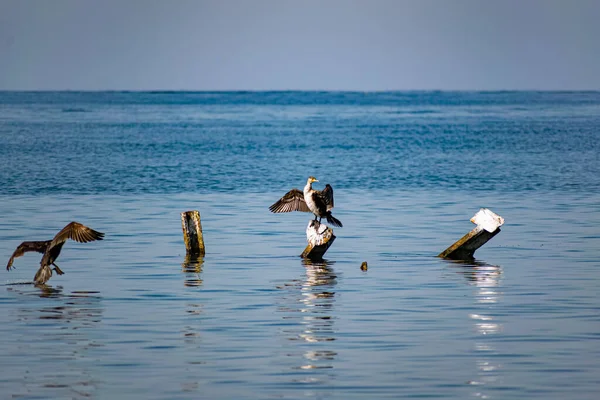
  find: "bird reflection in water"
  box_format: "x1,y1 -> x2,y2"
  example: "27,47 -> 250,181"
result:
35,283 -> 64,298
446,259 -> 503,398
181,255 -> 204,287
276,258 -> 338,381
10,285 -> 103,325
6,286 -> 103,398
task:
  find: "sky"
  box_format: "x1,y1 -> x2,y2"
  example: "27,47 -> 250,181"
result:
0,0 -> 599,91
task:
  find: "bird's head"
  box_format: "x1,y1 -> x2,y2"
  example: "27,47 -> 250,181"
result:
308,176 -> 319,184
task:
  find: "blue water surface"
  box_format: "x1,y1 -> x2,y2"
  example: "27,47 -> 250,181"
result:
0,91 -> 599,399
1,91 -> 599,194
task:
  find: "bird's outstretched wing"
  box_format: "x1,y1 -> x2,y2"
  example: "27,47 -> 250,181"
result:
269,189 -> 311,213
49,222 -> 105,249
6,241 -> 51,270
317,184 -> 335,211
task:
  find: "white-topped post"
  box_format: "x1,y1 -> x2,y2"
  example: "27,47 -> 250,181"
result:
301,221 -> 336,260
439,208 -> 504,260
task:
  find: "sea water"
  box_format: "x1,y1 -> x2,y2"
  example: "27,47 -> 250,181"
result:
0,91 -> 599,399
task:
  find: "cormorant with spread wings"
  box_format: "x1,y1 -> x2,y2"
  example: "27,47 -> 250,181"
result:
269,176 -> 343,227
6,221 -> 105,285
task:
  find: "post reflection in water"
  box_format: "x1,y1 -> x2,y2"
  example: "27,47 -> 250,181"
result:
181,255 -> 205,394
180,299 -> 204,395
182,255 -> 204,287
5,285 -> 104,399
276,258 -> 338,384
451,259 -> 503,399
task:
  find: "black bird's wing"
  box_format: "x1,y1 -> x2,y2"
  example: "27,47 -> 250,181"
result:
269,189 -> 311,213
317,184 -> 335,211
6,240 -> 50,270
49,222 -> 105,250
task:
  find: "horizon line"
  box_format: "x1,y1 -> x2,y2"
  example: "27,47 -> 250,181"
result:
1,88 -> 599,93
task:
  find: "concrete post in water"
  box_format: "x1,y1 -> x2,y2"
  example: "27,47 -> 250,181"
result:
301,220 -> 336,260
438,208 -> 504,260
181,210 -> 205,257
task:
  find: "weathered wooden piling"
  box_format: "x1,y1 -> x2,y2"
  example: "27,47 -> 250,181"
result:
438,208 -> 504,260
301,220 -> 336,260
180,210 -> 205,257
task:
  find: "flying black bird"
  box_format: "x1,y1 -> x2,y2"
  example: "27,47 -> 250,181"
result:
6,222 -> 104,285
269,176 -> 343,227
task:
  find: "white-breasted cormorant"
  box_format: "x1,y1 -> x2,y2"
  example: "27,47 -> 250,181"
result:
6,222 -> 104,285
269,176 -> 343,227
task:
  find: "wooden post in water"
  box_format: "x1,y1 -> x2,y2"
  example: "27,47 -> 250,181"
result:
181,210 -> 205,257
438,208 -> 504,260
301,220 -> 336,260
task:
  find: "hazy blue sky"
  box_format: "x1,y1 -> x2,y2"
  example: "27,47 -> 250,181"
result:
1,0 -> 599,90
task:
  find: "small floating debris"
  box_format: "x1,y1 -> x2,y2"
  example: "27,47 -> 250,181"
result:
62,107 -> 87,113
360,261 -> 368,271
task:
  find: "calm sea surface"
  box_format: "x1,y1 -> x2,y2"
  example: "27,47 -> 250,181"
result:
0,91 -> 599,399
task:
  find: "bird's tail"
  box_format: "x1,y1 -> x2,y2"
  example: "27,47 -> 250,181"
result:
326,213 -> 343,228
33,265 -> 52,285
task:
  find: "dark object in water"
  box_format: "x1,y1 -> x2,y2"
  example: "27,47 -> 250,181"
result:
301,220 -> 336,260
180,210 -> 205,257
270,176 -> 343,228
360,261 -> 368,271
6,222 -> 104,285
438,209 -> 504,260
